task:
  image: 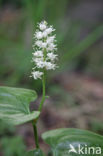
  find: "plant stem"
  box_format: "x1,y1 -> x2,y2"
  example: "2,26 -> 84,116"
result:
39,70 -> 46,112
33,48 -> 46,149
32,122 -> 40,149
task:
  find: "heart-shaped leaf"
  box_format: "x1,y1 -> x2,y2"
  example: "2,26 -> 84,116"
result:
42,128 -> 103,156
0,86 -> 40,125
26,149 -> 45,156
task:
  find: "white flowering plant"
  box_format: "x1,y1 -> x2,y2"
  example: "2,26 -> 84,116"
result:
0,21 -> 103,156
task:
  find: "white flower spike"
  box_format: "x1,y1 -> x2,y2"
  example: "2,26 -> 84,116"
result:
31,21 -> 58,80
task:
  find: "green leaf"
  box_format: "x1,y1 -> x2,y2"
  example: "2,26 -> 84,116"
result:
0,86 -> 40,125
26,149 -> 45,156
42,128 -> 103,156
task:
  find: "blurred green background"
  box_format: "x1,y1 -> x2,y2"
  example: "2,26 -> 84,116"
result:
0,0 -> 103,155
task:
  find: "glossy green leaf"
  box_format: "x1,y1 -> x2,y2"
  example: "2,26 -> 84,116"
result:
42,128 -> 103,156
0,86 -> 40,125
26,149 -> 45,156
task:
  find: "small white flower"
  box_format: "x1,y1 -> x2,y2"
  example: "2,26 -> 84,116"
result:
47,43 -> 57,51
46,36 -> 55,44
35,31 -> 43,39
35,40 -> 43,47
44,62 -> 56,70
45,26 -> 55,35
33,51 -> 43,57
35,41 -> 47,49
32,71 -> 43,79
47,53 -> 58,61
34,57 -> 43,63
33,57 -> 45,68
39,21 -> 47,30
42,31 -> 48,38
41,42 -> 47,48
36,61 -> 45,68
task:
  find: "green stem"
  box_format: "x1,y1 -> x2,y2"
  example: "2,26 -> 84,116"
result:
32,122 -> 40,149
32,48 -> 46,150
39,70 -> 46,112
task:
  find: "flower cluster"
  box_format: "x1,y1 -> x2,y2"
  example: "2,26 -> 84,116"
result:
31,21 -> 58,80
